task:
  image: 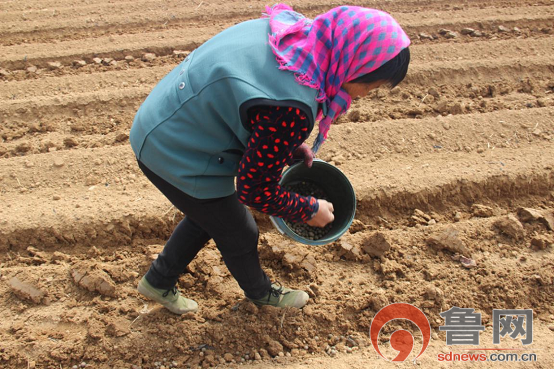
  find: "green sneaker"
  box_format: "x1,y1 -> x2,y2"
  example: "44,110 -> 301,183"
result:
248,284 -> 309,309
137,276 -> 198,314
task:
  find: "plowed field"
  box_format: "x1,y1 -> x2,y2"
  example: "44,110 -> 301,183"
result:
1,1 -> 553,368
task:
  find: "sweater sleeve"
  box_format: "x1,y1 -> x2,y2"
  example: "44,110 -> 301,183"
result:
236,105 -> 319,223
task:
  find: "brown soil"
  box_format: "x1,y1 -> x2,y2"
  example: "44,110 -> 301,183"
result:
1,0 -> 553,368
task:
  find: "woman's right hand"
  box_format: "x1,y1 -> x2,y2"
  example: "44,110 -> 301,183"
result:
306,199 -> 334,227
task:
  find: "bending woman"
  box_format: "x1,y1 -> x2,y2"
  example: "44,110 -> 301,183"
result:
129,4 -> 410,314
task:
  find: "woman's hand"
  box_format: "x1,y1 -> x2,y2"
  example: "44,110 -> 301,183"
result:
292,143 -> 314,168
306,199 -> 334,227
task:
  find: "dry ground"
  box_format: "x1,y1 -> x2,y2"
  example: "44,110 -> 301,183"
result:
1,0 -> 553,368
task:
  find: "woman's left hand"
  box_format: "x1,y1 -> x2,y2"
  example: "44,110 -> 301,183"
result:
292,143 -> 314,168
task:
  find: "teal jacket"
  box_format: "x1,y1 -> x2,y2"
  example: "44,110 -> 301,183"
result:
130,18 -> 323,199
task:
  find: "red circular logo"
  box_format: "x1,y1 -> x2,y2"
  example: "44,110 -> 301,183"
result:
370,303 -> 431,361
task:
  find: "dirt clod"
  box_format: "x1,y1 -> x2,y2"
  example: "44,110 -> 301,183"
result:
71,266 -> 117,297
518,207 -> 544,222
348,110 -> 361,122
142,53 -> 157,62
265,337 -> 284,357
53,157 -> 65,168
419,32 -> 434,40
47,61 -> 62,70
540,212 -> 554,231
336,241 -> 364,261
105,318 -> 130,337
471,204 -> 494,217
493,215 -> 525,240
427,227 -> 470,255
348,219 -> 366,233
530,235 -> 552,251
361,232 -> 391,257
8,276 -> 47,304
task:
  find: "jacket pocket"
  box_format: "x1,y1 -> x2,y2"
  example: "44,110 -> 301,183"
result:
203,150 -> 243,176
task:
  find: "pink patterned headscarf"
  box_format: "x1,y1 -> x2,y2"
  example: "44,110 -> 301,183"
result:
263,4 -> 410,153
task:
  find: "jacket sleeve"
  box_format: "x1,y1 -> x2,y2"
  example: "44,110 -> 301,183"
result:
236,105 -> 319,222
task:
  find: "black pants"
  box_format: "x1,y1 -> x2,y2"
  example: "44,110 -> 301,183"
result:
138,161 -> 271,299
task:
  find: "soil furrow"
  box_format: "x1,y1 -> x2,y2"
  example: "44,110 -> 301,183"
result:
0,0 -> 545,14
2,54 -> 553,158
2,36 -> 553,87
1,6 -> 552,69
1,1 -> 550,42
1,108 -> 553,252
1,107 -> 552,193
1,143 -> 552,252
